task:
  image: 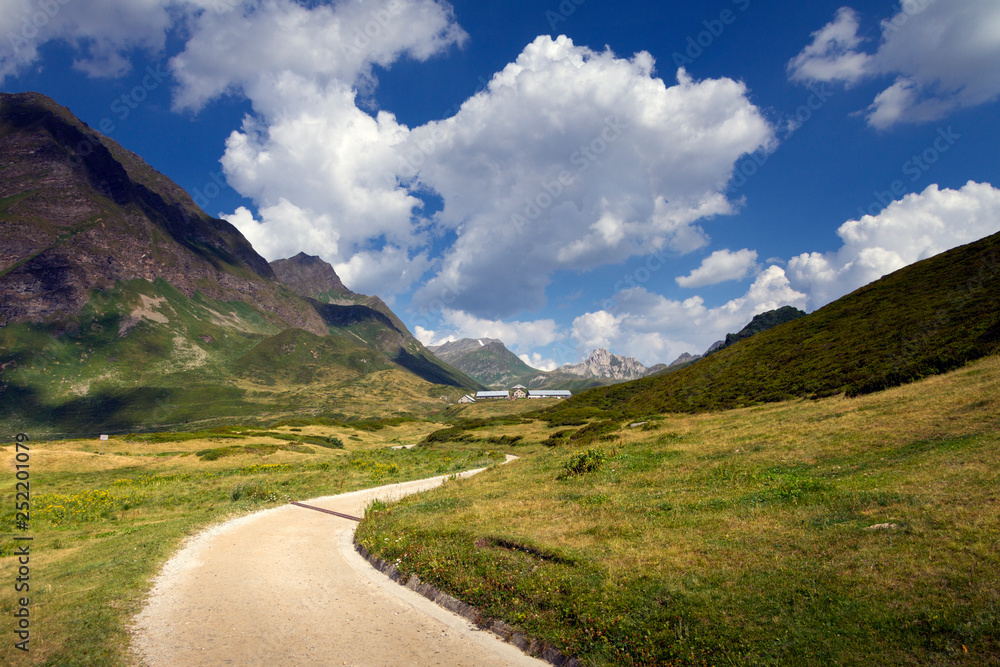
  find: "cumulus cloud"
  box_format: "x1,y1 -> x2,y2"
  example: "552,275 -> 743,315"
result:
788,0 -> 1000,128
1,0 -> 174,81
169,0 -> 468,111
178,1 -> 467,297
409,36 -> 773,318
786,181 -> 1000,308
676,248 -> 758,288
571,266 -> 808,365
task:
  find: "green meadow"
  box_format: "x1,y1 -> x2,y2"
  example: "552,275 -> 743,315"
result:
357,355 -> 1000,666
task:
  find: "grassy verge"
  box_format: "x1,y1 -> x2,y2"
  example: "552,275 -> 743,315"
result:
357,355 -> 1000,666
0,420 -> 503,665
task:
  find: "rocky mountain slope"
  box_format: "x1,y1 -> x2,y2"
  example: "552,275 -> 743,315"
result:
559,348 -> 648,381
0,92 -> 477,433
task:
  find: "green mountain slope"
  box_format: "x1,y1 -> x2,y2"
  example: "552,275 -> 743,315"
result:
539,231 -> 1000,421
0,92 -> 478,433
429,338 -> 538,387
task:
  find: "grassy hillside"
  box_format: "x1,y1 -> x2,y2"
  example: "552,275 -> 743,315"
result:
357,354 -> 1000,666
0,278 -> 475,435
539,231 -> 1000,423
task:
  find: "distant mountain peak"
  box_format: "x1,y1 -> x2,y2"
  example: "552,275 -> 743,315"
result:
429,337 -> 537,387
560,348 -> 648,381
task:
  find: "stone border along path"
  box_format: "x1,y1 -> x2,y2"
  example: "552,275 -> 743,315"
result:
131,456 -> 560,666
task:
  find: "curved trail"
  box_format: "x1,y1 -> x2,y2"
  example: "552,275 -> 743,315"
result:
132,460 -> 544,666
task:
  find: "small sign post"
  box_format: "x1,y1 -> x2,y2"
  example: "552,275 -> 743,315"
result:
100,434 -> 108,455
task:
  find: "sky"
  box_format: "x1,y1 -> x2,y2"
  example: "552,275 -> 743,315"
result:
2,0 -> 999,370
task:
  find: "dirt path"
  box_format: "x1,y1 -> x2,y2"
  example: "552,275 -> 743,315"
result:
131,462 -> 544,666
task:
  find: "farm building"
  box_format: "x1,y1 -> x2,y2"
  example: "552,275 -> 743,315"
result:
458,395 -> 477,403
528,389 -> 572,399
510,384 -> 528,399
476,390 -> 510,400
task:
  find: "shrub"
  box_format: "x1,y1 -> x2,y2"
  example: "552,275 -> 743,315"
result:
559,449 -> 607,479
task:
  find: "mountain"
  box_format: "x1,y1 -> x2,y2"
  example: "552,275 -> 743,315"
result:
270,252 -> 354,299
429,338 -> 537,388
539,230 -> 1000,421
712,305 -> 807,353
559,348 -> 648,381
670,352 -> 701,367
426,338 -> 606,391
0,92 -> 478,433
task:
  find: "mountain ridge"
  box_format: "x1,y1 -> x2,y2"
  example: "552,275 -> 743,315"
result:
0,91 -> 479,432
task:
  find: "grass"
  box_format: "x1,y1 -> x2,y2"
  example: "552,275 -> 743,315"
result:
0,421 -> 504,666
356,354 -> 1000,666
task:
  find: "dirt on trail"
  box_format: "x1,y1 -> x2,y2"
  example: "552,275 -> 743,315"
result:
131,464 -> 544,666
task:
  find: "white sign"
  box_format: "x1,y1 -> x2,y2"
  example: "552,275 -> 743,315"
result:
100,435 -> 108,441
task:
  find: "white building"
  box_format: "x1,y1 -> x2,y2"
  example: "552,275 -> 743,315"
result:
528,389 -> 572,399
476,390 -> 510,400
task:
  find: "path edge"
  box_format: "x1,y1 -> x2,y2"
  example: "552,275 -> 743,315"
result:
353,537 -> 583,667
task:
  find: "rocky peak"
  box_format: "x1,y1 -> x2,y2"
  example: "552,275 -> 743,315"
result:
560,348 -> 648,381
270,252 -> 353,299
670,352 -> 700,367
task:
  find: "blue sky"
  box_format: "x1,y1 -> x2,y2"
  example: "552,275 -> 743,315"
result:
2,0 -> 999,369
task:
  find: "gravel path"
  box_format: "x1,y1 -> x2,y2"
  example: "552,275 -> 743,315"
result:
131,462 -> 544,666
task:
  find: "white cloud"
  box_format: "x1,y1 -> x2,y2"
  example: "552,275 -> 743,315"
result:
413,326 -> 456,348
410,36 -> 773,318
787,7 -> 871,85
519,353 -> 558,372
570,311 -> 624,353
169,0 -> 468,112
181,1 -> 467,298
432,310 -> 561,353
786,181 -> 1000,308
220,77 -> 422,259
788,0 -> 1000,128
571,267 -> 808,366
1,0 -> 174,81
334,246 -> 432,296
676,248 -> 758,288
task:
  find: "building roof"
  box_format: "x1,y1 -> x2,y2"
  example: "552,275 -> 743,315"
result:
511,384 -> 527,389
528,389 -> 572,397
476,391 -> 509,398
